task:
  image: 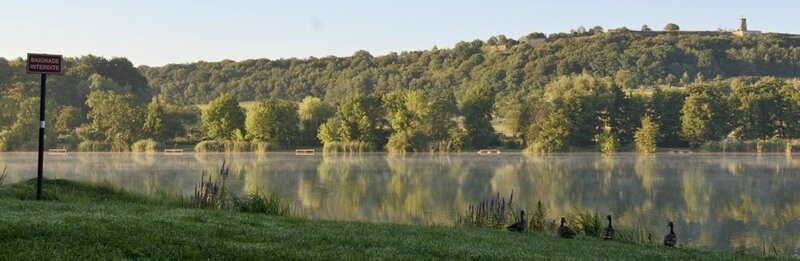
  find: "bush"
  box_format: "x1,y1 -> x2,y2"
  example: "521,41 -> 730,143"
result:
131,139 -> 163,152
634,116 -> 659,153
595,131 -> 617,154
78,141 -> 110,152
570,211 -> 603,237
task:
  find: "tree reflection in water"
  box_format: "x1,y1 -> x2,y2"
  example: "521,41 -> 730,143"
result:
0,152 -> 798,254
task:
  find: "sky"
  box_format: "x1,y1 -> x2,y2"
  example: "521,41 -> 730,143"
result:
2,0 -> 799,66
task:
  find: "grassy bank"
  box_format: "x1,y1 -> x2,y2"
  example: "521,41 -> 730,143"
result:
0,180 -> 783,260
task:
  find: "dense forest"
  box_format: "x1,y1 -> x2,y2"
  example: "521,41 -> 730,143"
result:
2,26 -> 800,152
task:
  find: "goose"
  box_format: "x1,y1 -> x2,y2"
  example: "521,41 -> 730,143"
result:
663,221 -> 677,247
506,210 -> 527,232
558,217 -> 577,238
602,215 -> 615,240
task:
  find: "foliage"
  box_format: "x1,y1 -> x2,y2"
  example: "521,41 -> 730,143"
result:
85,90 -> 145,151
130,139 -> 163,152
680,82 -> 731,147
201,94 -> 245,140
595,130 -> 618,153
570,211 -> 604,237
634,116 -> 659,153
245,99 -> 300,147
143,97 -> 166,141
298,96 -> 335,146
460,84 -> 496,148
77,141 -> 110,152
384,90 -> 461,153
194,140 -> 225,152
322,141 -> 372,154
664,23 -> 680,31
529,201 -> 547,232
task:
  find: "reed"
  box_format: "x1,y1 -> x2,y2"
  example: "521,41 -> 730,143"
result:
456,191 -> 516,229
130,139 -> 163,152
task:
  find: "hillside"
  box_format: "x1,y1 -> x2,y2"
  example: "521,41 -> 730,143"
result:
2,28 -> 800,152
138,30 -> 800,105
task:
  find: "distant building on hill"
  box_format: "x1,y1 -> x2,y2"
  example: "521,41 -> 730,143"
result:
733,17 -> 762,37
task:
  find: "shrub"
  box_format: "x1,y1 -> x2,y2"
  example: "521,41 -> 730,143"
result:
232,190 -> 292,216
595,131 -> 617,154
131,139 -> 163,152
634,116 -> 659,153
529,201 -> 547,232
77,141 -> 110,152
570,211 -> 603,237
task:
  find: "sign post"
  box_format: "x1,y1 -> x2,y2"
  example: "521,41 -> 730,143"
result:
26,53 -> 63,200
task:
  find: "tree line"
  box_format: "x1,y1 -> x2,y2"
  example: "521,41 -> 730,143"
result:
2,27 -> 800,152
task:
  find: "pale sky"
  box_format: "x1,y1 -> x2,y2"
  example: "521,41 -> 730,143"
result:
2,0 -> 798,66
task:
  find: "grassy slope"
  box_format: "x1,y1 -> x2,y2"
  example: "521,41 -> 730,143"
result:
0,180 -> 781,260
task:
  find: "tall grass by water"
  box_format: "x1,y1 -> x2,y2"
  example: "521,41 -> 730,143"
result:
457,191 -> 516,229
194,140 -> 281,153
322,141 -> 372,154
700,139 -> 800,153
131,139 -> 164,152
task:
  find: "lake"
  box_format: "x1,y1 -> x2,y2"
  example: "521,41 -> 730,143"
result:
1,152 -> 798,254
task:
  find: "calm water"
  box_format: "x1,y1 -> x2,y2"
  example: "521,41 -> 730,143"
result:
1,152 -> 799,253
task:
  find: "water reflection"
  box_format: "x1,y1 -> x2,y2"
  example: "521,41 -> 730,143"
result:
0,152 -> 798,253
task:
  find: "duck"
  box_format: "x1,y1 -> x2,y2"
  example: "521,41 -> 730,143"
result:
602,215 -> 615,240
558,217 -> 577,238
663,221 -> 677,247
506,210 -> 527,232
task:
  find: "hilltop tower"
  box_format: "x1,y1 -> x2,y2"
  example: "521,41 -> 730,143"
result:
734,17 -> 761,37
739,17 -> 747,32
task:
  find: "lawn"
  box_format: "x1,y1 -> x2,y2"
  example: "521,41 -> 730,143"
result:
0,179 -> 783,260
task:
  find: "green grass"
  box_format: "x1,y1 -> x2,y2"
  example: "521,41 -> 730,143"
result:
0,179 -> 787,260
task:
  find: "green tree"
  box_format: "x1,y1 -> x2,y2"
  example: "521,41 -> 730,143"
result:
664,23 -> 680,31
641,24 -> 652,31
681,82 -> 730,147
245,99 -> 300,147
460,84 -> 496,148
730,77 -> 783,139
53,106 -> 84,135
201,94 -> 245,140
143,97 -> 166,141
650,87 -> 686,147
336,93 -> 387,147
298,96 -> 335,145
85,90 -> 145,151
635,116 -> 659,153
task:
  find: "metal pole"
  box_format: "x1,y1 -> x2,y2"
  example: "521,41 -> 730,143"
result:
36,73 -> 46,200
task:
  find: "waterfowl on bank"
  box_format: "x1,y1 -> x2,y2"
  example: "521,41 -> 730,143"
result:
506,210 -> 527,232
663,221 -> 677,247
602,215 -> 615,240
558,217 -> 577,238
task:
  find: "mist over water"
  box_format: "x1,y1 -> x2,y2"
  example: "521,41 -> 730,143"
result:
1,152 -> 798,253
